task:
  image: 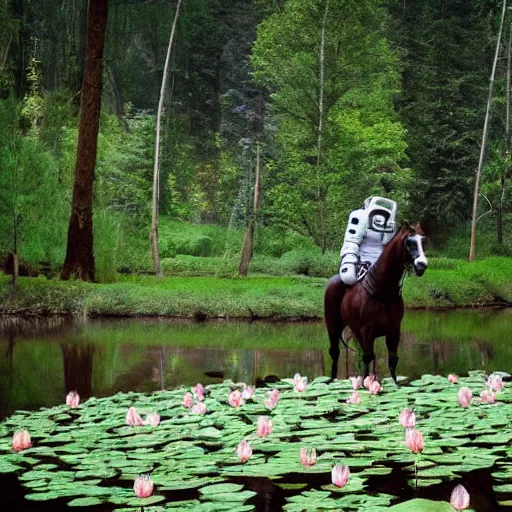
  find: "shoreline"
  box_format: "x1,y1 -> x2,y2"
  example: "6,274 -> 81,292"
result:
0,274 -> 510,321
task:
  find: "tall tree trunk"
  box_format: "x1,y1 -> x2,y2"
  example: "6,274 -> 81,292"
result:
498,21 -> 512,245
106,62 -> 124,119
0,34 -> 12,74
317,0 -> 329,255
469,0 -> 507,261
238,144 -> 261,276
61,0 -> 109,281
317,0 -> 328,165
11,153 -> 18,286
151,0 -> 183,278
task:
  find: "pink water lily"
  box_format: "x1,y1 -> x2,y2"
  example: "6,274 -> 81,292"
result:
405,429 -> 424,454
479,389 -> 496,404
126,407 -> 144,426
66,391 -> 80,408
369,380 -> 382,395
331,464 -> 350,488
228,390 -> 243,408
264,389 -> 280,410
450,484 -> 470,510
293,373 -> 308,392
399,408 -> 416,429
236,440 -> 252,463
183,392 -> 193,408
133,474 -> 154,498
363,375 -> 375,389
144,413 -> 160,427
299,447 -> 317,467
487,374 -> 504,393
192,383 -> 204,401
458,387 -> 473,408
256,416 -> 273,437
346,391 -> 361,404
349,376 -> 362,390
12,430 -> 31,452
448,374 -> 459,384
191,401 -> 207,415
241,386 -> 255,400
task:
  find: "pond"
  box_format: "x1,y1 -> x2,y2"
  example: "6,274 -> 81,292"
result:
1,309 -> 511,420
1,309 -> 512,511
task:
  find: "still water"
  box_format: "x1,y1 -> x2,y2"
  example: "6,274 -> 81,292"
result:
0,308 -> 510,420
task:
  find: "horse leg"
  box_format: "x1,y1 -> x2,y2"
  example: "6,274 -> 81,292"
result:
324,275 -> 346,380
386,328 -> 401,384
361,331 -> 376,378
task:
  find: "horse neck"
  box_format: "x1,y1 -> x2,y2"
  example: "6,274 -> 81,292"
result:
366,233 -> 407,295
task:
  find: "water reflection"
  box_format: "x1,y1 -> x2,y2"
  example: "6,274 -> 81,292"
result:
0,309 -> 511,419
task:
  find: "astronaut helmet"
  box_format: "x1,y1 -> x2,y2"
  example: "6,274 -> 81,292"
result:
363,196 -> 397,233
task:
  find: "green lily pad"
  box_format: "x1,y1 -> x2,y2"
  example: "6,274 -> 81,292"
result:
387,498 -> 458,511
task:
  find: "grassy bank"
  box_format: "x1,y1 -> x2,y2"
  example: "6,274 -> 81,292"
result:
0,257 -> 511,318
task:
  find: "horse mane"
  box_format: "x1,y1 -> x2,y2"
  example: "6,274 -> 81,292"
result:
360,222 -> 419,301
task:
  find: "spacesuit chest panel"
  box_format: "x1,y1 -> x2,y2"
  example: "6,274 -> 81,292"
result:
359,229 -> 383,265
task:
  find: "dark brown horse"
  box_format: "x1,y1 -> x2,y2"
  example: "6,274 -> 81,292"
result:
324,222 -> 428,382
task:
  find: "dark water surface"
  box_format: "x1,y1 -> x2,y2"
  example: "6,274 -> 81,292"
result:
1,309 -> 512,511
1,308 -> 511,419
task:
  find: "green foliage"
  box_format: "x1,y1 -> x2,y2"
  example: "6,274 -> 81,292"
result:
0,94 -> 69,267
389,0 -> 492,230
252,0 -> 409,251
0,0 -> 18,95
159,219 -> 243,257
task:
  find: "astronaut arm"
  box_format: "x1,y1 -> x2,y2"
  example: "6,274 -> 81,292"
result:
340,209 -> 368,258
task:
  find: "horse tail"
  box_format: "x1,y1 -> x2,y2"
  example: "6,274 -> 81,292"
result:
324,274 -> 347,378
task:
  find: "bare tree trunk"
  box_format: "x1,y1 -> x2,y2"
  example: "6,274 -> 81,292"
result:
151,0 -> 183,278
498,21 -> 512,245
11,153 -> 18,286
61,0 -> 108,281
238,144 -> 261,276
317,0 -> 328,165
316,0 -> 329,257
0,34 -> 12,73
106,62 -> 124,119
469,0 -> 507,261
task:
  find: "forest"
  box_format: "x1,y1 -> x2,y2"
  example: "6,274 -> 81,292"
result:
0,0 -> 511,285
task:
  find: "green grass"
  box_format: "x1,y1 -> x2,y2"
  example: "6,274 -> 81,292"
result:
1,256 -> 511,318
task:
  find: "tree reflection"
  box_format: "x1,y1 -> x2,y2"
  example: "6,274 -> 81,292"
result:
61,343 -> 95,400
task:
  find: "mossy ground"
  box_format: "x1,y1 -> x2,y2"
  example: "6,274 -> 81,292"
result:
1,256 -> 511,318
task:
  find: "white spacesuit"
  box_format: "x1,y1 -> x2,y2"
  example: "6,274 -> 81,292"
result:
339,196 -> 398,286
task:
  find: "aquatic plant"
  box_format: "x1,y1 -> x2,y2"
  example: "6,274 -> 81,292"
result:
299,447 -> 316,467
398,408 -> 416,429
66,391 -> 80,408
458,387 -> 473,408
293,373 -> 308,392
11,430 -> 31,452
331,464 -> 350,488
0,370 -> 510,510
236,440 -> 252,463
450,484 -> 470,510
349,376 -> 362,390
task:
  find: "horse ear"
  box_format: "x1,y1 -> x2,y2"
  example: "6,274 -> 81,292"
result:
401,220 -> 412,231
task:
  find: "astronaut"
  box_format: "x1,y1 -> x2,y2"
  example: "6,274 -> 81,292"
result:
339,196 -> 398,286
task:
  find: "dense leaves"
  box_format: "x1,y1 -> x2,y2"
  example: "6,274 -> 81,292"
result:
1,371 -> 510,509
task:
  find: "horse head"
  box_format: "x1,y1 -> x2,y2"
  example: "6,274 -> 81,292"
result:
400,221 -> 428,277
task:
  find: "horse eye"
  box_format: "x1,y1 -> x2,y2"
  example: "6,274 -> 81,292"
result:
406,238 -> 417,248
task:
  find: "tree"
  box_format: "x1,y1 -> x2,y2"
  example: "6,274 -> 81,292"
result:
61,0 -> 109,281
238,143 -> 261,276
388,0 -> 495,238
252,0 -> 407,252
470,0 -> 507,261
150,0 -> 183,277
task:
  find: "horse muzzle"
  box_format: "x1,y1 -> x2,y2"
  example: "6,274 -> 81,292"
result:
414,261 -> 428,276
